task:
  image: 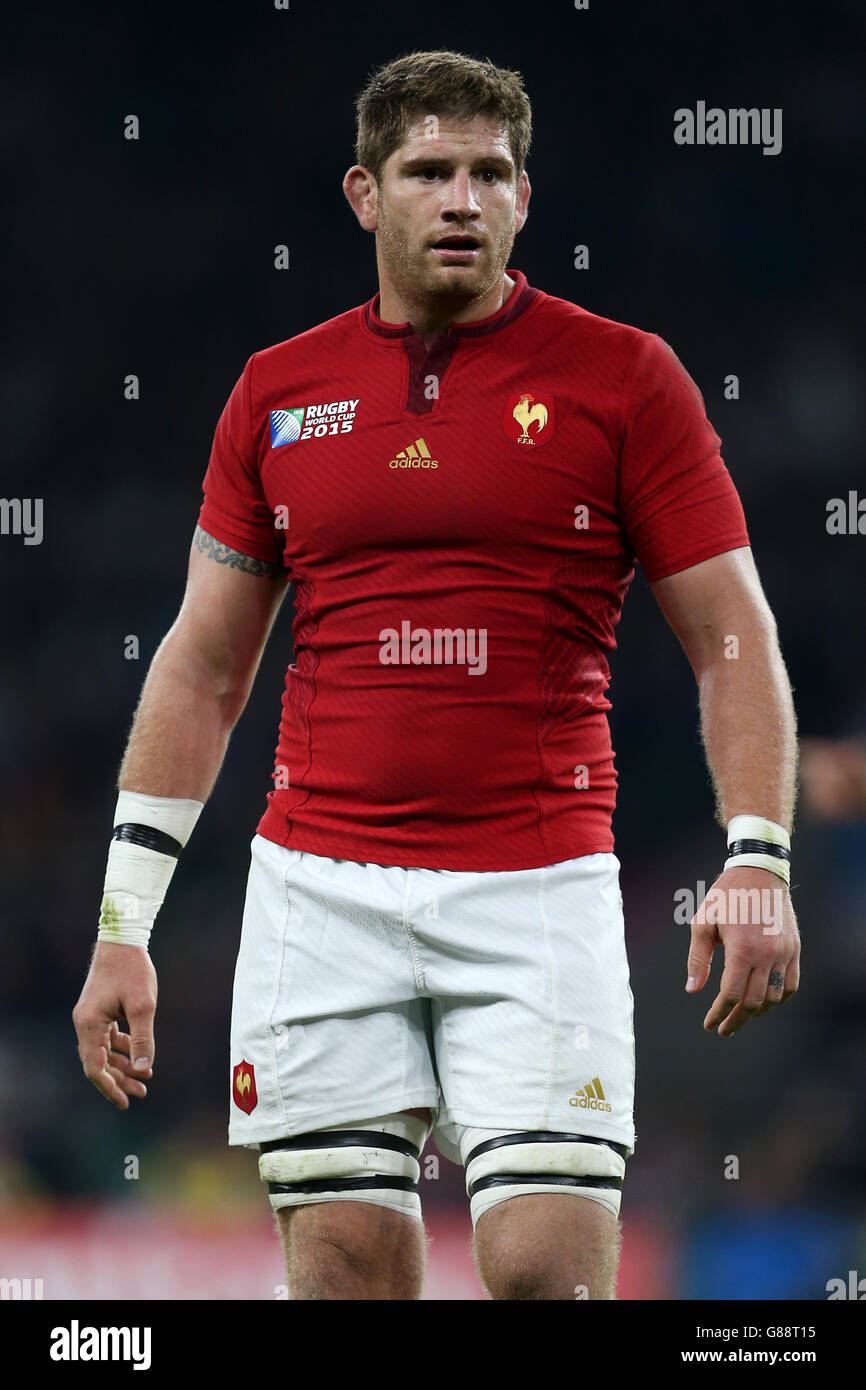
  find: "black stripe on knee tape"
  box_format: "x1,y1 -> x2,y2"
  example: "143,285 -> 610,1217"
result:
267,1175 -> 418,1197
465,1131 -> 629,1165
260,1129 -> 421,1159
468,1173 -> 623,1198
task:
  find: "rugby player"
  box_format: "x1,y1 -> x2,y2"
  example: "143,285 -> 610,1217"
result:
74,49 -> 800,1300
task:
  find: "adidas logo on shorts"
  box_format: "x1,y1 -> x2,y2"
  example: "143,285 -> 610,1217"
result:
570,1077 -> 612,1112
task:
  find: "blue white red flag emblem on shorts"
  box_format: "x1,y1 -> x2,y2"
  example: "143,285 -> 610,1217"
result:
232,1059 -> 258,1114
270,407 -> 305,448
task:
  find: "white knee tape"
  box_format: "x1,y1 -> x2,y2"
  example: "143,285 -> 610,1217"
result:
258,1112 -> 431,1220
470,1180 -> 622,1226
460,1128 -> 626,1228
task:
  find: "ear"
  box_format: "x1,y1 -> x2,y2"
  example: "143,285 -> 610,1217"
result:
513,169 -> 531,233
343,165 -> 379,231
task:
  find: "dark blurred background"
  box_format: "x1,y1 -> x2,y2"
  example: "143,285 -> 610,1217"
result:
2,0 -> 864,1299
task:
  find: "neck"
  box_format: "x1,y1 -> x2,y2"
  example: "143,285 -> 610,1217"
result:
377,272 -> 516,346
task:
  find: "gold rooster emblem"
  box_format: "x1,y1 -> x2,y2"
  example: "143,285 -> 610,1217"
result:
236,1071 -> 252,1096
512,392 -> 549,444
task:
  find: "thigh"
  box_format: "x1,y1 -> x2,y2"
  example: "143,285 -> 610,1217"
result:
420,852 -> 635,1161
229,836 -> 440,1145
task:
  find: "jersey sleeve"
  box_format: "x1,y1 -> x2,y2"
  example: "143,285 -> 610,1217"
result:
198,354 -> 284,567
618,332 -> 750,583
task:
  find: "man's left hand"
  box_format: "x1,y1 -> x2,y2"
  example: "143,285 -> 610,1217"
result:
685,866 -> 800,1037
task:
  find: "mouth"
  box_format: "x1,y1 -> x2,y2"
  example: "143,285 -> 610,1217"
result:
430,234 -> 482,262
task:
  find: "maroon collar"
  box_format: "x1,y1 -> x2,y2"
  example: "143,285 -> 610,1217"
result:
364,269 -> 538,341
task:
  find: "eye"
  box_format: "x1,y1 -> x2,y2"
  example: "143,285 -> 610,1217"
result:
479,169 -> 498,182
417,167 -> 440,180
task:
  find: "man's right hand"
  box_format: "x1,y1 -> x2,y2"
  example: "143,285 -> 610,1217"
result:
73,942 -> 157,1110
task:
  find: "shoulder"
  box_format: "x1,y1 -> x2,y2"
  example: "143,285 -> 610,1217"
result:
533,284 -> 650,354
527,284 -> 669,390
250,299 -> 368,379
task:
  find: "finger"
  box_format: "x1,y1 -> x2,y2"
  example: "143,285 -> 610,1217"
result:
756,964 -> 788,1014
686,923 -> 716,992
83,1042 -> 132,1110
126,1000 -> 156,1075
77,1018 -> 123,1090
758,942 -> 801,1011
108,1044 -> 152,1082
782,948 -> 800,1002
105,1062 -> 148,1099
77,1016 -> 133,1105
703,958 -> 751,1032
108,1023 -> 153,1077
716,968 -> 771,1036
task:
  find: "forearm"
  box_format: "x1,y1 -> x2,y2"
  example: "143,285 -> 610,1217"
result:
696,623 -> 798,833
117,631 -> 246,802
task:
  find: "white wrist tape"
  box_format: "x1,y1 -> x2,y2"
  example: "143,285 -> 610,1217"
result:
724,814 -> 791,886
97,791 -> 204,948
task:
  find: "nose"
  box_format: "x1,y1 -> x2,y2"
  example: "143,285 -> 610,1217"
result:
441,170 -> 481,220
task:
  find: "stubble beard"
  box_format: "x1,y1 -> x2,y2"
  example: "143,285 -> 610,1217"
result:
376,193 -> 516,321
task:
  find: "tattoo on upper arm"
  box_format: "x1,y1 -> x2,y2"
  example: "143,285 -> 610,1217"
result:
193,524 -> 283,578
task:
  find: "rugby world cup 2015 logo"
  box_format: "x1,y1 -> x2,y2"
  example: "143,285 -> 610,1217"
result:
502,390 -> 556,448
232,1060 -> 258,1114
270,399 -> 360,448
270,408 -> 306,448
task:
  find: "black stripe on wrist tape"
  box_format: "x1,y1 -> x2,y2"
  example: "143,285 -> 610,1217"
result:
112,823 -> 183,858
728,838 -> 790,862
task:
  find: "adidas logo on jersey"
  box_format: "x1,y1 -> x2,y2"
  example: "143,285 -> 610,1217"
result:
389,437 -> 439,469
570,1077 -> 612,1111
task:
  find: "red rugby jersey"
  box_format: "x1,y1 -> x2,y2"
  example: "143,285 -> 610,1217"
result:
198,268 -> 749,869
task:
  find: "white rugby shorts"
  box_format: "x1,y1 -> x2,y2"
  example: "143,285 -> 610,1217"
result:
228,835 -> 636,1163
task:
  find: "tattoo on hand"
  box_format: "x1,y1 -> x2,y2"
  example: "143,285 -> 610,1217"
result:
769,971 -> 784,989
194,525 -> 283,577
